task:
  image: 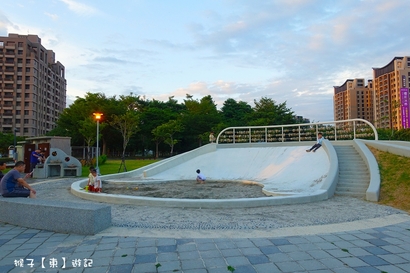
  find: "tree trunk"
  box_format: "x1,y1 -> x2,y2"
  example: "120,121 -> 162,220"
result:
155,140 -> 159,159
102,139 -> 107,156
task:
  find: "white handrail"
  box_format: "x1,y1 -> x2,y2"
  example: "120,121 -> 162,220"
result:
216,118 -> 378,144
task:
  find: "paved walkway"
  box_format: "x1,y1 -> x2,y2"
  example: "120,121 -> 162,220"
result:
1,215 -> 410,273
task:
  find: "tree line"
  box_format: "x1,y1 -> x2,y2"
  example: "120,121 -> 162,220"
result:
45,93 -> 300,159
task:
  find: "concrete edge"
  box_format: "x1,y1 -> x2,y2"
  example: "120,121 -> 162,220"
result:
354,139 -> 381,202
0,197 -> 111,235
361,139 -> 410,158
98,213 -> 410,238
320,139 -> 339,198
71,181 -> 329,208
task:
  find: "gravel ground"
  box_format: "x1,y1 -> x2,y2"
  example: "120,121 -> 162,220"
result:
30,177 -> 405,231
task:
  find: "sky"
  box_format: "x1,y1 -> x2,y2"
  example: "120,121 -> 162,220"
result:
1,0 -> 409,122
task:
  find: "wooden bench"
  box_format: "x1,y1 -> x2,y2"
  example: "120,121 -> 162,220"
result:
0,197 -> 111,235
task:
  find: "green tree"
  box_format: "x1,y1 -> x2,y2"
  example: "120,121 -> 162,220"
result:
49,92 -> 129,156
221,98 -> 253,127
78,116 -> 106,165
152,120 -> 184,158
109,94 -> 141,170
138,98 -> 183,156
181,94 -> 221,148
247,97 -> 296,126
0,132 -> 24,157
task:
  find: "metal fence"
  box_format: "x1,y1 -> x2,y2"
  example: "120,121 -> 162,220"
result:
216,119 -> 378,144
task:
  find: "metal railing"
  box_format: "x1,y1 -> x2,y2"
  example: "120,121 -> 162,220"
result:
216,119 -> 378,144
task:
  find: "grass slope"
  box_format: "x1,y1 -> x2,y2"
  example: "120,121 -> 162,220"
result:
368,146 -> 410,212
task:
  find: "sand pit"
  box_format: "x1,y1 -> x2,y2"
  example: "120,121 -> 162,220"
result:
103,180 -> 268,199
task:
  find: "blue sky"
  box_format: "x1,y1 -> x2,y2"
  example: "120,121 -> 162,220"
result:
1,0 -> 409,122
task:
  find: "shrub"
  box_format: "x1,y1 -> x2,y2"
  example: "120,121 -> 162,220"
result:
98,154 -> 107,165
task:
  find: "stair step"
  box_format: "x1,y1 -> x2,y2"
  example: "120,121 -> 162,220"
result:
338,164 -> 365,168
339,168 -> 369,173
334,144 -> 371,197
339,163 -> 366,166
338,181 -> 369,186
336,185 -> 368,192
335,191 -> 366,198
339,167 -> 368,171
337,179 -> 369,184
337,186 -> 368,191
339,173 -> 369,178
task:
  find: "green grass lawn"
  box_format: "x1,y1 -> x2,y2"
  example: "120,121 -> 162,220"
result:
1,158 -> 158,176
367,146 -> 410,212
82,158 -> 158,177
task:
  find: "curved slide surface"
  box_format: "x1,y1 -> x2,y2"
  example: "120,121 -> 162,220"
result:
151,146 -> 329,195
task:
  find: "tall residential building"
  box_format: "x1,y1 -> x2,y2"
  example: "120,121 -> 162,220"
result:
0,33 -> 66,137
373,56 -> 410,129
333,78 -> 374,122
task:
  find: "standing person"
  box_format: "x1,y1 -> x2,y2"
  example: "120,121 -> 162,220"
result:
196,169 -> 206,184
306,133 -> 324,153
29,149 -> 41,175
0,162 -> 7,181
209,132 -> 216,143
37,150 -> 46,164
0,161 -> 36,198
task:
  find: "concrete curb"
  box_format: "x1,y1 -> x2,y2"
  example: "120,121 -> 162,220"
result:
354,139 -> 381,201
362,139 -> 410,157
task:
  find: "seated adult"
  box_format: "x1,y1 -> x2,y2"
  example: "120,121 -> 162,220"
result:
0,161 -> 36,198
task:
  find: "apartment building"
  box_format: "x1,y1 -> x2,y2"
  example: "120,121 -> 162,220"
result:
373,56 -> 410,129
333,78 -> 374,122
0,33 -> 66,137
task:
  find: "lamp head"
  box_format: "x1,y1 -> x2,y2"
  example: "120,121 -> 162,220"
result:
93,113 -> 103,120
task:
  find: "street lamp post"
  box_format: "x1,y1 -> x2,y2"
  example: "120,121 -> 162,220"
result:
93,113 -> 103,174
13,128 -> 18,161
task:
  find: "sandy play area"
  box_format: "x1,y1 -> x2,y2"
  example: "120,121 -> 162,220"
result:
103,180 -> 268,199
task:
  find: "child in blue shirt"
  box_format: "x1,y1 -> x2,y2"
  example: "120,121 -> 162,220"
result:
306,133 -> 324,153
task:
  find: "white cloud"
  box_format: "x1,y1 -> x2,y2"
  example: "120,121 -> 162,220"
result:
44,12 -> 58,20
59,0 -> 98,16
2,0 -> 410,123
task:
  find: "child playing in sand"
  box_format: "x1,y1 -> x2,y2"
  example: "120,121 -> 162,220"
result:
87,167 -> 94,192
88,168 -> 102,192
92,169 -> 102,192
196,169 -> 206,184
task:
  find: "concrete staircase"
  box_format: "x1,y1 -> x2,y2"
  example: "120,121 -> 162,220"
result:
333,142 -> 370,198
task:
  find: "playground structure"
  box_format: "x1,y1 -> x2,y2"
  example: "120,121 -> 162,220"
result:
13,136 -> 82,178
216,118 -> 378,144
71,119 -> 383,208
